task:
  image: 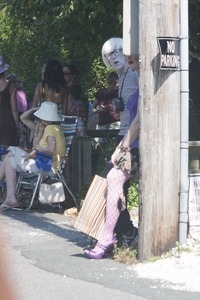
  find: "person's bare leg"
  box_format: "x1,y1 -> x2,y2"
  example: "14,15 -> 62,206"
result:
0,155 -> 17,207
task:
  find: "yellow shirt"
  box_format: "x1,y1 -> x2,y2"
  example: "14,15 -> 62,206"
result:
39,124 -> 66,168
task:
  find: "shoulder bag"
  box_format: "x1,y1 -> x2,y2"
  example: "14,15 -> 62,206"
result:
74,175 -> 107,239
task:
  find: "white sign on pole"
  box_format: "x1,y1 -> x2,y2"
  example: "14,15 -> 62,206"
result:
157,37 -> 180,70
189,174 -> 200,226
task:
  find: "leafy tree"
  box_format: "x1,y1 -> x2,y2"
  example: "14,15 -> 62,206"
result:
0,0 -> 200,101
0,0 -> 123,100
189,0 -> 200,52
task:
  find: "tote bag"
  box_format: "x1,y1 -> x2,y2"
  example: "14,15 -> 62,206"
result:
74,175 -> 107,239
39,180 -> 65,204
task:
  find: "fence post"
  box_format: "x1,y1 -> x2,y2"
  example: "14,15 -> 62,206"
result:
71,136 -> 92,191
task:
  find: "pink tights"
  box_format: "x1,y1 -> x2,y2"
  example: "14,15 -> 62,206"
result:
97,167 -> 131,245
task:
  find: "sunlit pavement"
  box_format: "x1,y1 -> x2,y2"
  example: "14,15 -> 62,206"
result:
0,207 -> 199,300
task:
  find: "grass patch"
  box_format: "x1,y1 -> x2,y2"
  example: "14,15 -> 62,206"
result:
113,245 -> 138,264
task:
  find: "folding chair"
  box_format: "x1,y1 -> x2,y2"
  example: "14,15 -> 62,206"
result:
15,115 -> 79,211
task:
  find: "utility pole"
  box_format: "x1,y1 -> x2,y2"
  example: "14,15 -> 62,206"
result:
123,0 -> 184,261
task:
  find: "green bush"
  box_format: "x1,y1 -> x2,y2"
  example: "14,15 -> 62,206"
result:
127,176 -> 139,210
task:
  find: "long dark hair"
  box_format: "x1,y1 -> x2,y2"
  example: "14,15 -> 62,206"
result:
44,59 -> 65,93
63,63 -> 80,79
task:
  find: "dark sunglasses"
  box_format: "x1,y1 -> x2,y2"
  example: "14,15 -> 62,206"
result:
64,72 -> 72,76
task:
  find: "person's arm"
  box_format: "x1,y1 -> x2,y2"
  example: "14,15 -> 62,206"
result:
93,88 -> 108,114
92,98 -> 100,114
111,109 -> 140,164
39,136 -> 56,153
32,121 -> 45,149
31,82 -> 42,107
27,126 -> 54,159
10,83 -> 19,128
20,107 -> 38,130
92,98 -> 106,114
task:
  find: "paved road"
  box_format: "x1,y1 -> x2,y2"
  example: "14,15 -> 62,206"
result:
0,207 -> 199,300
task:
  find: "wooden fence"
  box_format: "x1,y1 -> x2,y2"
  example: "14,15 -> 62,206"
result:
71,129 -> 119,191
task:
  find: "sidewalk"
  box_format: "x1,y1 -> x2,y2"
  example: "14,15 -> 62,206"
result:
0,207 -> 200,300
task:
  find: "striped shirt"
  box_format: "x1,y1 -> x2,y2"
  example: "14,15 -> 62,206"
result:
118,68 -> 139,136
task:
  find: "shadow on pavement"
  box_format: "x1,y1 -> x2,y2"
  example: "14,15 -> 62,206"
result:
1,206 -> 91,250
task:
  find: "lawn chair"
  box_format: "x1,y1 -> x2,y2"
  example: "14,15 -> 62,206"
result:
15,115 -> 79,211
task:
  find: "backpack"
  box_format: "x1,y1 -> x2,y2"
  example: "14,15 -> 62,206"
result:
114,178 -> 138,248
114,208 -> 138,248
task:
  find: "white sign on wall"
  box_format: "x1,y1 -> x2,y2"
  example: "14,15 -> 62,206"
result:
189,174 -> 200,226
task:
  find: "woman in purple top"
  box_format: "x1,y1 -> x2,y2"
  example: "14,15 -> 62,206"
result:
84,38 -> 140,259
126,86 -> 139,149
7,73 -> 29,147
7,74 -> 28,115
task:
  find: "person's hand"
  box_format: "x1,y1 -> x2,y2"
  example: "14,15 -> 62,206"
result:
111,147 -> 122,165
24,149 -> 36,161
35,121 -> 46,137
98,105 -> 106,113
38,122 -> 46,134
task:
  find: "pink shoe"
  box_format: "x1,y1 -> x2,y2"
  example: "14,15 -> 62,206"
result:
84,237 -> 116,259
84,243 -> 106,259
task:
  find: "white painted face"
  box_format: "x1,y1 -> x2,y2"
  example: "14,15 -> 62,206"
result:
105,49 -> 127,72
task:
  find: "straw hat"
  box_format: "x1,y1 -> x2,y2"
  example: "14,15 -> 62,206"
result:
0,56 -> 9,74
34,101 -> 60,122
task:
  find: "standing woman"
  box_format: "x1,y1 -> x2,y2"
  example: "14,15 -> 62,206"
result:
102,38 -> 139,145
63,63 -> 79,88
83,38 -> 139,259
7,73 -> 28,148
0,56 -> 19,146
31,59 -> 67,115
62,63 -> 80,115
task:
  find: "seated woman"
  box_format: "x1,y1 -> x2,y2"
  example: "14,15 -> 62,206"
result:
0,102 -> 66,211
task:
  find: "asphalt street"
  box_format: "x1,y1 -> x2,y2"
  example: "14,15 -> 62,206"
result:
0,206 -> 199,300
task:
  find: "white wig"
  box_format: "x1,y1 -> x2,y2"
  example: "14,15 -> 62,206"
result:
101,37 -> 123,68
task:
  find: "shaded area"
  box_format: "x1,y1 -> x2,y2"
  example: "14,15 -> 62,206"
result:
189,56 -> 200,140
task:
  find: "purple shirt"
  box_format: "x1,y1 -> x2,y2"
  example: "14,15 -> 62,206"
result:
126,86 -> 139,149
16,90 -> 27,113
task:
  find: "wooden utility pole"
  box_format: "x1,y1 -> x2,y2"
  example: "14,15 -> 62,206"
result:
138,0 -> 181,260
138,0 -> 180,260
